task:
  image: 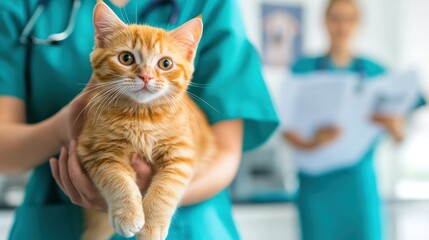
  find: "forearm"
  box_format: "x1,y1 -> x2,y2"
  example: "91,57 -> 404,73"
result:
0,113 -> 63,174
283,132 -> 317,150
180,148 -> 241,206
372,115 -> 405,142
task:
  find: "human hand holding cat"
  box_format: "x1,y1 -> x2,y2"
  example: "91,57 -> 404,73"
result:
50,144 -> 152,211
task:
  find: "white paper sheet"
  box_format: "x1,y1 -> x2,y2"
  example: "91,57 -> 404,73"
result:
373,70 -> 422,115
280,70 -> 422,175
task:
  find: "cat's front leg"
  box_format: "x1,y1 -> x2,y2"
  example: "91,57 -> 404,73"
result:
80,149 -> 145,238
136,149 -> 195,240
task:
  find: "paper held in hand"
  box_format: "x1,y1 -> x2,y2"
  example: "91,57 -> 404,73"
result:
280,70 -> 423,175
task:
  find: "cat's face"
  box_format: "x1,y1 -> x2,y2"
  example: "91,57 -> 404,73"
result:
90,2 -> 202,105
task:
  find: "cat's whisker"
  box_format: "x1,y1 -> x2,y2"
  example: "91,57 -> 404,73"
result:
163,95 -> 181,120
74,79 -> 128,96
92,86 -> 123,126
104,87 -> 121,110
89,79 -> 129,84
76,79 -> 127,86
109,85 -> 127,107
188,82 -> 212,88
115,8 -> 135,44
118,6 -> 130,25
86,86 -> 119,113
73,86 -> 118,126
79,85 -> 120,126
101,85 -> 127,113
164,90 -> 200,131
96,90 -> 120,126
165,94 -> 183,116
186,91 -> 220,114
115,87 -> 129,107
73,92 -> 102,126
69,81 -> 130,114
123,6 -> 131,25
189,82 -> 211,86
69,84 -> 114,106
78,81 -> 126,95
92,92 -> 115,126
135,0 -> 138,24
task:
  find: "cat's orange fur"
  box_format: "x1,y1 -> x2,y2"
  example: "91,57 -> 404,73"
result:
77,2 -> 215,240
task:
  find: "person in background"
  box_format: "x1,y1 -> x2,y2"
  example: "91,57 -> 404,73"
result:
0,0 -> 278,239
284,0 -> 423,239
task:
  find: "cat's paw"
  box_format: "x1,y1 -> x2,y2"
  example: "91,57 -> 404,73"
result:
136,225 -> 169,240
109,206 -> 145,238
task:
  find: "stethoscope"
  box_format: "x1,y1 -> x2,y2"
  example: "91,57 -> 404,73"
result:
19,0 -> 179,46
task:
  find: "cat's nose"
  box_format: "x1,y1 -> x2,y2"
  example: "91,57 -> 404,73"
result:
138,74 -> 154,84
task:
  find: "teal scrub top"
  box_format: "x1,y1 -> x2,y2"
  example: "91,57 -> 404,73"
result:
292,55 -> 386,78
0,1 -> 279,239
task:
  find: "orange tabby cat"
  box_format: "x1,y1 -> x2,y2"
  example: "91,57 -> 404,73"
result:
77,1 -> 215,240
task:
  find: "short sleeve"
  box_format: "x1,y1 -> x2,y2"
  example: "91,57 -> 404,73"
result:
414,95 -> 426,109
361,58 -> 386,78
0,2 -> 28,100
191,0 -> 278,151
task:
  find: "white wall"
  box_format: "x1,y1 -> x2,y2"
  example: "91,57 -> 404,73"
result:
238,0 -> 401,69
398,0 -> 429,88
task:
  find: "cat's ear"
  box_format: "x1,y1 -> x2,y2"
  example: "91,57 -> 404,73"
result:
93,2 -> 126,47
169,16 -> 203,62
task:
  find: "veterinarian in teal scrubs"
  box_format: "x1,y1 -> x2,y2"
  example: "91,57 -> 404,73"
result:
0,0 -> 278,239
285,1 -> 424,240
291,57 -> 385,240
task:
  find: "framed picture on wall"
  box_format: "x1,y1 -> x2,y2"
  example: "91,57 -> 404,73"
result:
262,4 -> 303,68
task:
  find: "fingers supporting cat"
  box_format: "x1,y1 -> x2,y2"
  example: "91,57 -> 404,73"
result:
58,144 -> 83,204
50,140 -> 107,211
131,154 -> 153,192
49,152 -> 66,193
67,141 -> 107,210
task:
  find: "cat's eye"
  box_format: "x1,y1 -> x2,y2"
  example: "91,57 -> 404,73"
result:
158,57 -> 173,70
118,52 -> 135,65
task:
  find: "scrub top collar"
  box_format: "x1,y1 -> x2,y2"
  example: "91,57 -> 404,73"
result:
318,54 -> 364,72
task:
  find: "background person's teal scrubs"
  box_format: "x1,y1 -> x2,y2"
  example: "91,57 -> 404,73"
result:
292,56 -> 386,240
0,1 -> 279,239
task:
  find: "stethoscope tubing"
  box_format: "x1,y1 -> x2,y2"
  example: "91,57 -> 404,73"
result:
20,0 -> 82,45
19,2 -> 45,44
20,0 -> 178,46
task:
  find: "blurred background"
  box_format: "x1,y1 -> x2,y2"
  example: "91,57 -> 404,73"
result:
231,0 -> 429,239
1,0 -> 429,239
